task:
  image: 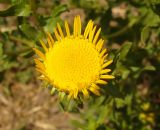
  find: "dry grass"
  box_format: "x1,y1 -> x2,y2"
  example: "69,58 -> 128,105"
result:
0,83 -> 74,130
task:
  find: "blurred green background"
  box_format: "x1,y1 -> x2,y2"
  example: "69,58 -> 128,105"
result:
0,0 -> 160,130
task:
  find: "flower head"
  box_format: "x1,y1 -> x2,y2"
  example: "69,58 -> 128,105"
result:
34,16 -> 114,99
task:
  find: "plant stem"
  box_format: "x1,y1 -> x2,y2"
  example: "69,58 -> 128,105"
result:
9,35 -> 35,48
106,19 -> 138,39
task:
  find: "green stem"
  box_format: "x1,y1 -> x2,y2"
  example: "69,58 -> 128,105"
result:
9,35 -> 34,48
106,24 -> 130,39
106,19 -> 138,39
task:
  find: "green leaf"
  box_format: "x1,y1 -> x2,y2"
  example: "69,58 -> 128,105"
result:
43,17 -> 61,32
19,24 -> 41,40
130,66 -> 140,72
141,26 -> 150,44
0,43 -> 3,57
11,0 -> 23,4
118,42 -> 132,61
149,0 -> 160,4
50,87 -> 56,95
58,92 -> 66,101
42,4 -> 68,32
140,8 -> 160,27
115,98 -> 125,108
142,65 -> 156,71
0,3 -> 31,16
148,0 -> 160,16
97,105 -> 110,125
51,4 -> 68,17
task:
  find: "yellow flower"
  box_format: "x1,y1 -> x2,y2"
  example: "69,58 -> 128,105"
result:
139,112 -> 155,125
34,15 -> 114,99
141,102 -> 150,111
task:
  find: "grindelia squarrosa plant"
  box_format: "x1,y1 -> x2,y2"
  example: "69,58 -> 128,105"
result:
34,15 -> 114,99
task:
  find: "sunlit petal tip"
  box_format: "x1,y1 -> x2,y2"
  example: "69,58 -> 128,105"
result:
77,15 -> 81,35
73,89 -> 78,99
102,53 -> 108,59
91,83 -> 100,90
89,86 -> 100,96
57,23 -> 64,38
95,80 -> 108,85
84,20 -> 93,38
89,26 -> 96,42
99,48 -> 107,58
100,75 -> 115,79
35,59 -> 45,71
93,27 -> 101,44
68,92 -> 73,100
96,39 -> 104,52
35,68 -> 45,75
102,60 -> 113,69
47,37 -> 53,48
38,76 -> 49,81
73,16 -> 78,37
65,21 -> 70,37
33,48 -> 45,60
54,28 -> 61,41
38,75 -> 44,79
82,89 -> 89,98
46,32 -> 54,47
100,69 -> 111,74
39,39 -> 48,52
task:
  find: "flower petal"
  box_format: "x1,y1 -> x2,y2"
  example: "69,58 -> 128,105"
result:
100,69 -> 111,74
82,89 -> 89,98
93,28 -> 101,44
96,80 -> 108,85
65,21 -> 70,37
33,48 -> 45,60
100,75 -> 115,79
57,23 -> 64,38
102,60 -> 113,69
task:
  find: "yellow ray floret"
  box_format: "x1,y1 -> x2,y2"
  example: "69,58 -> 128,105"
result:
34,15 -> 114,99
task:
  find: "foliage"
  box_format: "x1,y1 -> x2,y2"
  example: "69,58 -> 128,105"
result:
0,0 -> 160,130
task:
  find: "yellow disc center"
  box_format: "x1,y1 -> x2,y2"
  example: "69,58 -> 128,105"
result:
44,37 -> 101,90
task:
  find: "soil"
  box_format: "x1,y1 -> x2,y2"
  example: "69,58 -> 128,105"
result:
0,83 -> 74,130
